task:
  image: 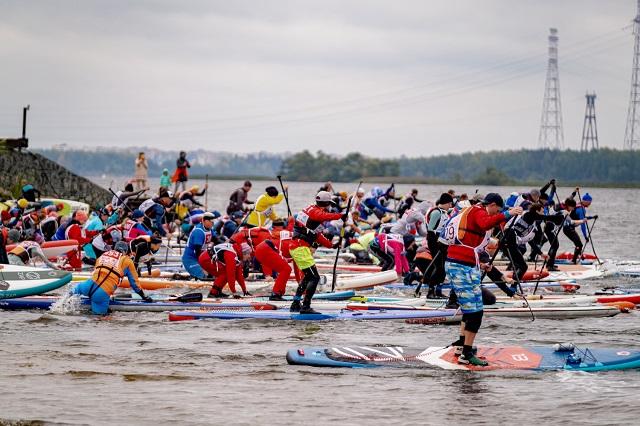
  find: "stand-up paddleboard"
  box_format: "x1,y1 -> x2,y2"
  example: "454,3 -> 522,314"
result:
6,240 -> 79,259
384,281 -> 580,293
556,252 -> 598,261
286,344 -> 640,371
0,296 -> 277,312
347,303 -> 620,319
316,263 -> 381,273
40,198 -> 89,216
168,308 -> 459,322
0,265 -> 72,299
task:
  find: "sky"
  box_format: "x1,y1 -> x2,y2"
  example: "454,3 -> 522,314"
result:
0,0 -> 638,156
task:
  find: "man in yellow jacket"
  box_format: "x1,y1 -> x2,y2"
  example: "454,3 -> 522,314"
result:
246,186 -> 284,227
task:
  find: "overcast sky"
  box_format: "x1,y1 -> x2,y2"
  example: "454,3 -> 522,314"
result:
0,0 -> 637,156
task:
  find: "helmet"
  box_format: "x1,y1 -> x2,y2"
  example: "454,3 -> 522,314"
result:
114,241 -> 130,254
17,199 -> 29,209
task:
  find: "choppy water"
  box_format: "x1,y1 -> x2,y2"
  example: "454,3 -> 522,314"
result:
1,180 -> 639,425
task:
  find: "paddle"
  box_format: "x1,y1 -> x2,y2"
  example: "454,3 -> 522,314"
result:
276,175 -> 293,217
205,174 -> 209,211
331,181 -> 362,292
576,189 -> 602,266
116,292 -> 203,303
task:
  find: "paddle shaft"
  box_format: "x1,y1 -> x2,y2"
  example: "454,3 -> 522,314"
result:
276,175 -> 293,217
332,181 -> 361,292
205,174 -> 209,211
576,189 -> 601,266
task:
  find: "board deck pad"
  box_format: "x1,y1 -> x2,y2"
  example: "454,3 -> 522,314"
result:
287,345 -> 640,371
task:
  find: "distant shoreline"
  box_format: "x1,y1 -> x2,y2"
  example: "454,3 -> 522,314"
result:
88,175 -> 640,189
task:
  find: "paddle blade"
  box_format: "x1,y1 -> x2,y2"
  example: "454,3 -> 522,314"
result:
174,292 -> 204,303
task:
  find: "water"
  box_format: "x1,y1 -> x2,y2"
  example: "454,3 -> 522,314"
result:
1,180 -> 639,424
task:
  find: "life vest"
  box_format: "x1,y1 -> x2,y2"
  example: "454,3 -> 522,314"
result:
208,243 -> 240,266
506,215 -> 536,245
293,205 -> 324,244
130,235 -> 156,264
9,241 -> 40,263
138,199 -> 155,215
91,250 -> 126,295
439,207 -> 491,266
39,216 -> 58,240
123,219 -> 136,240
427,207 -> 449,233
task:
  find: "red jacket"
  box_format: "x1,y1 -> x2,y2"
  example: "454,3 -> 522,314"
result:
293,205 -> 342,248
447,205 -> 507,265
230,227 -> 272,255
198,250 -> 247,293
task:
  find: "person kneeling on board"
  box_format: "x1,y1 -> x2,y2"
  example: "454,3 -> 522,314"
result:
289,191 -> 345,314
70,241 -> 151,315
199,242 -> 252,298
182,212 -> 218,279
6,229 -> 59,269
442,193 -> 522,366
130,235 -> 163,275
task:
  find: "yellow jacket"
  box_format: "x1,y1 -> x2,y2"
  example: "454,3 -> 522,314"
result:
246,193 -> 284,227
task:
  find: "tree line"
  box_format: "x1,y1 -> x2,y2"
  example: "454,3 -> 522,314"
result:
34,147 -> 640,186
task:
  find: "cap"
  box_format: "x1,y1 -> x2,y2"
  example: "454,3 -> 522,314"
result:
190,185 -> 200,192
17,199 -> 28,209
231,211 -> 244,219
482,193 -> 504,208
240,242 -> 252,255
202,212 -> 216,221
436,193 -> 454,205
315,191 -> 335,205
7,229 -> 21,243
356,187 -> 365,195
1,210 -> 10,221
114,241 -> 130,254
582,193 -> 593,202
471,193 -> 485,203
132,209 -> 144,219
530,189 -> 541,198
150,236 -> 163,245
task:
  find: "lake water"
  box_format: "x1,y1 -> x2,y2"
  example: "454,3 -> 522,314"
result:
1,178 -> 639,425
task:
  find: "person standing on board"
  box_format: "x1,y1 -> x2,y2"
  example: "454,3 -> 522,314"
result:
172,151 -> 191,194
288,191 -> 345,314
227,181 -> 254,215
134,152 -> 148,191
246,186 -> 284,228
442,193 -> 522,366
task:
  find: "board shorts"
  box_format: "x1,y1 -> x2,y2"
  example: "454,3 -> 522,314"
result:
289,246 -> 315,270
445,261 -> 483,314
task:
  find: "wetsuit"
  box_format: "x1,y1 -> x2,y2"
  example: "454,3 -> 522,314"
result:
182,223 -> 215,279
199,243 -> 248,296
289,205 -> 342,312
70,250 -> 143,315
7,241 -> 57,268
130,235 -> 159,275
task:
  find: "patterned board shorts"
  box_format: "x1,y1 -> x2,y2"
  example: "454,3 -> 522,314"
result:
445,261 -> 483,314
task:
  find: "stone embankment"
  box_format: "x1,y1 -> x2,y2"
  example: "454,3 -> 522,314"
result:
0,150 -> 111,207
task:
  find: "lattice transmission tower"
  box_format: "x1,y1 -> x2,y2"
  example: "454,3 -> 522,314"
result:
624,0 -> 640,150
581,93 -> 599,151
538,28 -> 564,150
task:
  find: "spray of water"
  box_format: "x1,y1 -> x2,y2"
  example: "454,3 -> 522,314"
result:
49,293 -> 82,315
